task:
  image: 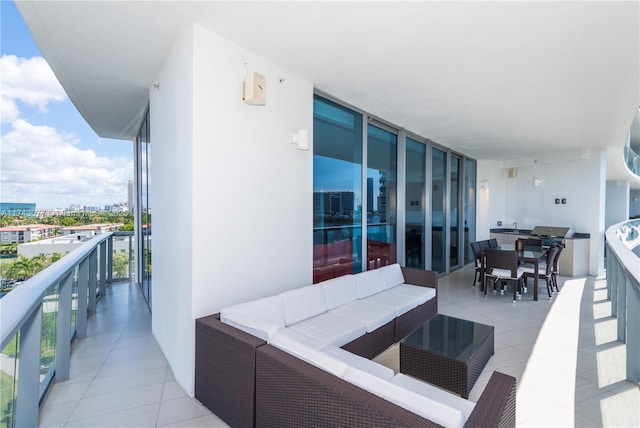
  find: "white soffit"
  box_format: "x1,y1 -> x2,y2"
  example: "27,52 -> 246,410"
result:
15,1 -> 640,164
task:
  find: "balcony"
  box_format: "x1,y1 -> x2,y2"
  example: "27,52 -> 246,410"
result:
2,230 -> 639,427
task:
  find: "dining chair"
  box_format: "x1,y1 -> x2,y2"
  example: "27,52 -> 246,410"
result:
521,245 -> 559,299
483,249 -> 524,303
488,238 -> 498,248
550,244 -> 564,293
470,241 -> 483,287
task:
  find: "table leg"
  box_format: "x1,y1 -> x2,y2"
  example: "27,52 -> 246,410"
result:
534,260 -> 539,301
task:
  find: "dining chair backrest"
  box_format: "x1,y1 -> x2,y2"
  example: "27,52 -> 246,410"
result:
522,238 -> 543,248
484,249 -> 519,278
470,242 -> 482,267
544,246 -> 559,275
551,244 -> 563,271
489,238 -> 499,248
479,240 -> 491,252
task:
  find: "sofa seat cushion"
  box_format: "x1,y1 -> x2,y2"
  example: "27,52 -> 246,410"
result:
270,334 -> 348,377
343,367 -> 466,428
273,328 -> 329,350
361,290 -> 419,317
280,284 -> 328,326
387,284 -> 436,305
329,300 -> 396,333
320,274 -> 358,310
322,345 -> 394,381
391,373 -> 476,421
378,263 -> 405,290
220,295 -> 285,341
288,312 -> 367,347
354,269 -> 385,298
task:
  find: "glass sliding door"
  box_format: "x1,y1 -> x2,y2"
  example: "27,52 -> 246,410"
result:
313,96 -> 363,283
464,159 -> 477,264
450,155 -> 461,269
366,124 -> 397,269
405,138 -> 426,269
431,148 -> 446,273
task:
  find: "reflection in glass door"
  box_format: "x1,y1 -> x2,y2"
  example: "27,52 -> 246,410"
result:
450,155 -> 461,269
405,138 -> 426,269
367,124 -> 397,269
431,148 -> 446,273
312,96 -> 363,283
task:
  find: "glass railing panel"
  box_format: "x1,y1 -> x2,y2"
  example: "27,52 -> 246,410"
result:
111,233 -> 134,281
71,266 -> 78,338
1,333 -> 18,428
39,283 -> 59,396
624,143 -> 640,178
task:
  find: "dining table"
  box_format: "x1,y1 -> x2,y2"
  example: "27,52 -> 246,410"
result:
483,244 -> 549,301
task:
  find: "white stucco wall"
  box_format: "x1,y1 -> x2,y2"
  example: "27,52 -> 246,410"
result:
150,27 -> 196,395
150,24 -> 313,395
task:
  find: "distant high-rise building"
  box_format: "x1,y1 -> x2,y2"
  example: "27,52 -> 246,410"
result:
128,179 -> 134,212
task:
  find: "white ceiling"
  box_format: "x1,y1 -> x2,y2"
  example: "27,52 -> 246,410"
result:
16,1 -> 640,178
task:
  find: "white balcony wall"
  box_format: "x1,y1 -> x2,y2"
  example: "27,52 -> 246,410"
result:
478,150 -> 606,276
150,24 -> 313,395
606,181 -> 630,229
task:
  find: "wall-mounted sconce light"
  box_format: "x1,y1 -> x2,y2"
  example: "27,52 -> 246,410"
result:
291,129 -> 309,150
533,177 -> 542,187
480,180 -> 488,189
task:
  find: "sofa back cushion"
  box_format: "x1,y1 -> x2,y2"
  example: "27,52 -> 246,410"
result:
354,269 -> 385,298
321,275 -> 358,310
378,263 -> 405,290
270,333 -> 348,377
280,285 -> 328,326
343,367 -> 466,428
220,295 -> 285,341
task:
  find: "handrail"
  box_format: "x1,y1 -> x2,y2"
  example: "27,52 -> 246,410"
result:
0,233 -> 111,350
0,232 -> 122,427
605,219 -> 640,383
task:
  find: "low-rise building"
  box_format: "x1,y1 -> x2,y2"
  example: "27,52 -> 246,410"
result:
61,223 -> 123,238
0,224 -> 58,244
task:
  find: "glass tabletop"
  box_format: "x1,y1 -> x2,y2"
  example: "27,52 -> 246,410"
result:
499,244 -> 547,259
401,314 -> 493,362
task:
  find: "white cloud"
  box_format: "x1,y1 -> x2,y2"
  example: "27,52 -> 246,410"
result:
1,55 -> 67,123
1,120 -> 132,209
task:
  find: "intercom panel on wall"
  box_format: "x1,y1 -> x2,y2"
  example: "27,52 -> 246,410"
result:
243,71 -> 266,105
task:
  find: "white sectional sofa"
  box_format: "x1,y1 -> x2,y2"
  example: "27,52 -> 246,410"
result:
195,264 -> 516,428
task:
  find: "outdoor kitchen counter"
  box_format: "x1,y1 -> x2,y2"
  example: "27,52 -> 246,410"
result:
489,229 -> 590,277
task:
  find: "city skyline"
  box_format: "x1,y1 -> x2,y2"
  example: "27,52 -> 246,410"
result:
0,1 -> 134,210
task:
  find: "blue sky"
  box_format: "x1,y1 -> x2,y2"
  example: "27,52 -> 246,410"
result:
1,1 -> 133,210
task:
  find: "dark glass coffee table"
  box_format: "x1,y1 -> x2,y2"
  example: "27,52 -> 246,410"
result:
399,314 -> 494,398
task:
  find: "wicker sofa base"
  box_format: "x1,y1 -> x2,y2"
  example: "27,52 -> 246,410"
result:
256,344 -> 516,428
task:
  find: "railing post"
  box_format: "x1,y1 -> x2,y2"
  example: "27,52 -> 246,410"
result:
15,307 -> 42,428
617,260 -> 627,343
128,233 -> 133,279
608,249 -> 617,317
99,240 -> 107,294
77,257 -> 89,338
107,236 -> 113,286
55,272 -> 73,382
89,249 -> 97,313
627,278 -> 640,382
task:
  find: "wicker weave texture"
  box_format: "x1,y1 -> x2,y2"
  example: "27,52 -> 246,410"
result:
400,323 -> 494,399
195,316 -> 265,428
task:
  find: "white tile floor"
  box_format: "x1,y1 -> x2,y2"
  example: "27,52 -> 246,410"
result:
39,265 -> 640,427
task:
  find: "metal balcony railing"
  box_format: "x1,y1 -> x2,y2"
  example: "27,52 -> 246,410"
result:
0,231 -> 134,428
605,219 -> 640,383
